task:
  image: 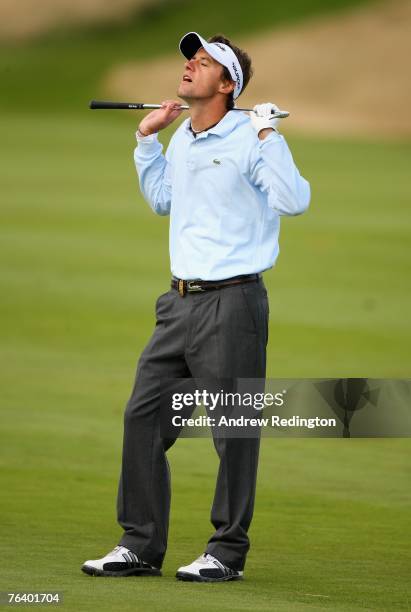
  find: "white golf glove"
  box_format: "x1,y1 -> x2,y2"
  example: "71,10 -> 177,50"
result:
250,102 -> 281,134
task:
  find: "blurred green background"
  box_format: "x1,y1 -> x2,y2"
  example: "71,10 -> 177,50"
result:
0,0 -> 410,610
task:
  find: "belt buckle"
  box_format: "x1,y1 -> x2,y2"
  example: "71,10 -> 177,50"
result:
187,280 -> 205,293
178,279 -> 186,297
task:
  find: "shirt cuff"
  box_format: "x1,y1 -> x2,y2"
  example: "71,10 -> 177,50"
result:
259,129 -> 283,145
135,130 -> 159,143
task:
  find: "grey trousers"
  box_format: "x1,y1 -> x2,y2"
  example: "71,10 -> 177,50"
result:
117,277 -> 269,571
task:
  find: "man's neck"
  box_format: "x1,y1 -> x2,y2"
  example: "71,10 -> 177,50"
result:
187,99 -> 228,133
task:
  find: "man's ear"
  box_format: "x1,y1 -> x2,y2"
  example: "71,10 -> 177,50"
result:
219,78 -> 235,96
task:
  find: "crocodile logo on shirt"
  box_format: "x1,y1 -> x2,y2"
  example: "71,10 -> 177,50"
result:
213,159 -> 221,165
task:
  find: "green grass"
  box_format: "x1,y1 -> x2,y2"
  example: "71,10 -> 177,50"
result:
1,112 -> 410,375
1,112 -> 410,610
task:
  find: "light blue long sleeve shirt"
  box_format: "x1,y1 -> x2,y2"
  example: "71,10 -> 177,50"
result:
134,110 -> 310,281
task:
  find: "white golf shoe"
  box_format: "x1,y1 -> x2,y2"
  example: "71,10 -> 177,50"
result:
81,545 -> 161,577
176,553 -> 243,582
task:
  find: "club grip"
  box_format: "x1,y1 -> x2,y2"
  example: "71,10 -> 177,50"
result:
89,100 -> 145,110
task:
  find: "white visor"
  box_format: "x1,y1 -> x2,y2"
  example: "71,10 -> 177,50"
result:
179,31 -> 243,100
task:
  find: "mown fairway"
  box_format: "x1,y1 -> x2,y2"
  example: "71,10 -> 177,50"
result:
0,110 -> 410,610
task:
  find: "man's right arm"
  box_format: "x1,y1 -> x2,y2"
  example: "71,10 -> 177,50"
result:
134,133 -> 173,216
133,100 -> 183,216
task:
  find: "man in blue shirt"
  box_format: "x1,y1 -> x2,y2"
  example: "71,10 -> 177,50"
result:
82,31 -> 310,582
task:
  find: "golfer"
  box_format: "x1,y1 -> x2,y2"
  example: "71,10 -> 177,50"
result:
82,31 -> 310,582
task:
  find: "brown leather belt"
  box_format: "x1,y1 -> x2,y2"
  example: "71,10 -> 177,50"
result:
171,273 -> 261,297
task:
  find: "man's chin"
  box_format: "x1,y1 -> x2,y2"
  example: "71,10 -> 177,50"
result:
176,88 -> 191,102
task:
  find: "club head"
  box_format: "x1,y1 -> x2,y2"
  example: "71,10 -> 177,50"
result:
272,110 -> 289,119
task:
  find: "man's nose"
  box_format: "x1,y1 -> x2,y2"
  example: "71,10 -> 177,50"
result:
185,58 -> 196,71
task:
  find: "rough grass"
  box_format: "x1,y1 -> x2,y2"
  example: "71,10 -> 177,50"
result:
103,0 -> 411,140
0,0 -> 161,43
0,0 -> 376,112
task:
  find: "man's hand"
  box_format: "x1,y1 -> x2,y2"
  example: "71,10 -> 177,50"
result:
250,103 -> 281,140
138,100 -> 184,136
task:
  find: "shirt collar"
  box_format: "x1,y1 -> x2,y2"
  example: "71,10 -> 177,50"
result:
182,110 -> 246,139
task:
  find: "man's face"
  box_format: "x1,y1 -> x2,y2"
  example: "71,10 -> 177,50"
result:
177,47 -> 233,102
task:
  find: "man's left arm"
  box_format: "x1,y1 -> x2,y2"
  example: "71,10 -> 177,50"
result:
249,103 -> 311,216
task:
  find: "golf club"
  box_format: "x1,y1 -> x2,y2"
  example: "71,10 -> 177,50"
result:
89,100 -> 290,119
